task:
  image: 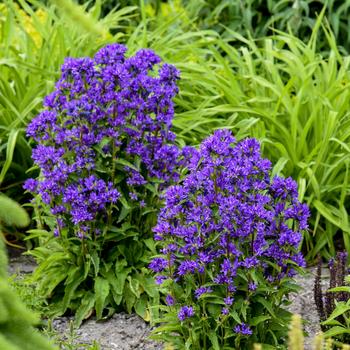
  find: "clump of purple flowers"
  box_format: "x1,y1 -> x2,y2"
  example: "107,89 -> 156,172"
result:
150,129 -> 309,348
178,305 -> 194,321
234,323 -> 253,336
25,44 -> 186,238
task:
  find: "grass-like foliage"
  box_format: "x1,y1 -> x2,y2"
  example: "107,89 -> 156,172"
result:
24,44 -> 192,325
0,237 -> 57,350
150,130 -> 308,349
172,22 -> 350,260
90,0 -> 350,54
185,1 -> 350,53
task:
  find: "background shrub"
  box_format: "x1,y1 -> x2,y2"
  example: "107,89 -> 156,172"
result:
193,0 -> 350,52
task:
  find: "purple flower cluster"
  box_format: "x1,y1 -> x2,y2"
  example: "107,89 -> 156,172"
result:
150,129 -> 309,317
234,323 -> 253,336
178,305 -> 194,321
25,44 -> 186,237
194,286 -> 212,299
166,294 -> 175,306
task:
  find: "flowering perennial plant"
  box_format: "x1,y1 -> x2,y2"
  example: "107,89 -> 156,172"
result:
150,129 -> 309,349
25,44 -> 187,324
26,44 -> 183,238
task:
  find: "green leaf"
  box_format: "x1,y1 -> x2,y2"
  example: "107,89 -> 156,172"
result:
250,315 -> 271,326
314,200 -> 350,233
90,250 -> 100,277
136,274 -> 157,298
124,282 -> 136,313
119,196 -> 131,210
256,297 -> 276,318
322,302 -> 350,323
114,260 -> 131,295
94,277 -> 110,319
134,295 -> 148,319
323,326 -> 350,338
75,291 -> 96,327
259,344 -> 277,350
152,323 -> 182,334
229,310 -> 241,324
127,276 -> 140,298
62,268 -> 85,314
208,331 -> 220,350
328,286 -> 350,293
271,157 -> 289,177
143,238 -> 157,255
115,158 -> 139,171
0,129 -> 19,185
24,229 -> 50,240
207,303 -> 221,318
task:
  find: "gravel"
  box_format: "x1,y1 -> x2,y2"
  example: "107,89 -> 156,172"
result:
288,267 -> 330,350
8,255 -> 330,350
51,314 -> 162,350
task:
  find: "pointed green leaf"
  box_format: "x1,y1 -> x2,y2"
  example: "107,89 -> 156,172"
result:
94,277 -> 110,319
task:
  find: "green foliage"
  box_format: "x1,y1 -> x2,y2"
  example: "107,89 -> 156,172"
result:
27,226 -> 160,326
3,0 -> 350,344
0,0 -> 214,204
0,237 -> 57,350
152,277 -> 300,349
8,272 -> 49,315
142,0 -> 350,53
9,267 -> 101,349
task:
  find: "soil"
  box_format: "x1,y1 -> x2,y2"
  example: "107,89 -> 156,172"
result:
8,255 -> 330,350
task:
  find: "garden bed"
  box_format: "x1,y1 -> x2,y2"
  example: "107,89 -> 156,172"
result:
9,254 -> 328,350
